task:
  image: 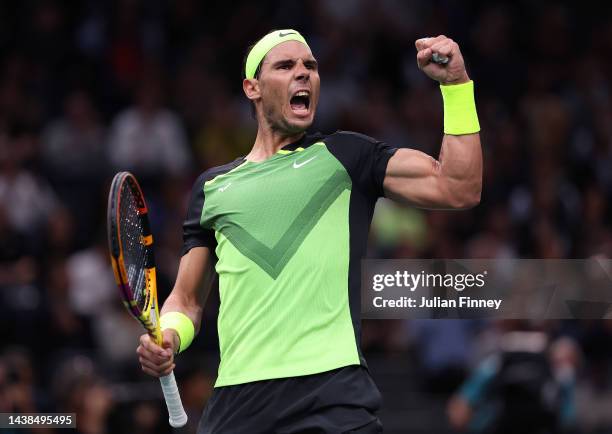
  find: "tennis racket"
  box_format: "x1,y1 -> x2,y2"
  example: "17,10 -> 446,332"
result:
107,171 -> 188,428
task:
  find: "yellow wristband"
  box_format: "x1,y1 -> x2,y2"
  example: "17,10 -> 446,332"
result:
440,80 -> 480,135
160,312 -> 195,354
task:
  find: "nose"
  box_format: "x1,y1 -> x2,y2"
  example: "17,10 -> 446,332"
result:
294,60 -> 310,82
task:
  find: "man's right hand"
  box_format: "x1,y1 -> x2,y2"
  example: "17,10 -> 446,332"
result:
136,329 -> 179,377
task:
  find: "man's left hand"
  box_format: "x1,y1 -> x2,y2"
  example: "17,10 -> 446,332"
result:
415,35 -> 470,85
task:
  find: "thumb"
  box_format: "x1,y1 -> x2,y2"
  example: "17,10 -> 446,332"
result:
161,329 -> 179,356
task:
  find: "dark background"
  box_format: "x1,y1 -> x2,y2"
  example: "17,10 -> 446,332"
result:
0,0 -> 611,433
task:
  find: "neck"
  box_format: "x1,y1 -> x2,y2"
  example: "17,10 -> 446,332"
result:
246,126 -> 305,162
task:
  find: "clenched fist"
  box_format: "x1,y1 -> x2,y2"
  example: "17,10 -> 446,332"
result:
415,35 -> 470,85
136,329 -> 179,377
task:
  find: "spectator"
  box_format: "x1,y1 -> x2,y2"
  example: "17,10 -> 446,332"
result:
447,321 -> 579,434
0,129 -> 58,236
107,74 -> 191,180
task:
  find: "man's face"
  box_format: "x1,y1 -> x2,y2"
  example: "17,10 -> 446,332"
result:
255,41 -> 320,134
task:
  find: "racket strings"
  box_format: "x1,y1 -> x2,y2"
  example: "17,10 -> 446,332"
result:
119,184 -> 148,311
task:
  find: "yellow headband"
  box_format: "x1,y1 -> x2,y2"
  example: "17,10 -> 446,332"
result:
245,29 -> 310,79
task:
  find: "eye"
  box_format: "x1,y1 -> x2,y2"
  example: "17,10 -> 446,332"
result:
277,62 -> 293,70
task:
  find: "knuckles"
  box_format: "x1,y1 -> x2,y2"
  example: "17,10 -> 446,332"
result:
136,335 -> 173,378
417,36 -> 462,57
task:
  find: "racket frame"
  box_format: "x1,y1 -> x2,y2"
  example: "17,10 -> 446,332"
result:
107,171 -> 187,428
108,172 -> 162,342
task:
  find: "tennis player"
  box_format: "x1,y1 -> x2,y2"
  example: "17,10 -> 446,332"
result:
136,30 -> 482,433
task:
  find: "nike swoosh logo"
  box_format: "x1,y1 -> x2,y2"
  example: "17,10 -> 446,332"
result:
293,156 -> 316,169
218,182 -> 232,192
279,31 -> 296,37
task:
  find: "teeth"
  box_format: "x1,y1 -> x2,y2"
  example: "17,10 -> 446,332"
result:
295,91 -> 309,97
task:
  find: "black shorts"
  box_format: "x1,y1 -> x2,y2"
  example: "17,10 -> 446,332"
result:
197,365 -> 383,434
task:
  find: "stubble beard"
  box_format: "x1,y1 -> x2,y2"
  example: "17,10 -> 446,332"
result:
263,103 -> 309,137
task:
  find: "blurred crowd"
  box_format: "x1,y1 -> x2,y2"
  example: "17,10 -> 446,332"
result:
0,0 -> 611,433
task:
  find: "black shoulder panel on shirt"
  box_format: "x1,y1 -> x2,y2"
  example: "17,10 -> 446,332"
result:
181,157 -> 245,256
323,130 -> 398,199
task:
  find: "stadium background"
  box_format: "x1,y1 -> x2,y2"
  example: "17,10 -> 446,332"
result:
0,0 -> 611,433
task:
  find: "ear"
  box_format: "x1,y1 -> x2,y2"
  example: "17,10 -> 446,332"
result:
243,78 -> 261,101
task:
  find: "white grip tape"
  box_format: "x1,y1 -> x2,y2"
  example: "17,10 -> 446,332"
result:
159,372 -> 188,428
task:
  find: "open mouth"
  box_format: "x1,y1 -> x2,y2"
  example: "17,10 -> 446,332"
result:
290,90 -> 310,116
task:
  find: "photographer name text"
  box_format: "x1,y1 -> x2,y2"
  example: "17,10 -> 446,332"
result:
371,270 -> 502,310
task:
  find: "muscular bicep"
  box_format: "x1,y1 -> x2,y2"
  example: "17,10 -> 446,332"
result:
161,247 -> 216,332
383,148 -> 452,209
383,132 -> 482,210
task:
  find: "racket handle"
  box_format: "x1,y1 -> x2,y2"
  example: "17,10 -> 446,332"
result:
159,372 -> 188,428
432,52 -> 449,64
420,38 -> 449,65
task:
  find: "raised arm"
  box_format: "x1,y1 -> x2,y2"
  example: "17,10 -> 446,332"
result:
384,132 -> 481,209
137,246 -> 215,377
383,35 -> 482,210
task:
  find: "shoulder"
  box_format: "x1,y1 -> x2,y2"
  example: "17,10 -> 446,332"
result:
323,130 -> 382,147
320,130 -> 387,163
192,157 -> 246,187
185,158 -> 244,210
